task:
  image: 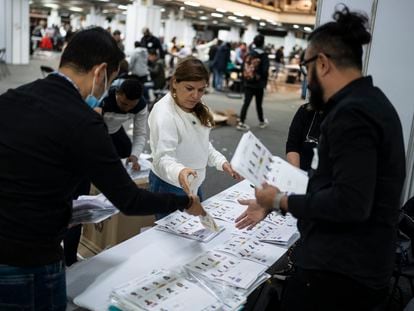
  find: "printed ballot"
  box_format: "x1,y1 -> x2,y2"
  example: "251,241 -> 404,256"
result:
231,131 -> 308,193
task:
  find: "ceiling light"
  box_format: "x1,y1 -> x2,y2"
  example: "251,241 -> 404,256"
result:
184,1 -> 200,7
97,0 -> 109,2
118,5 -> 128,10
180,6 -> 185,10
211,13 -> 223,18
259,22 -> 266,26
234,12 -> 245,17
69,6 -> 83,12
200,16 -> 208,20
212,20 -> 218,24
251,16 -> 260,20
44,3 -> 59,9
102,9 -> 109,13
228,16 -> 237,20
198,10 -> 204,14
160,8 -> 165,12
293,24 -> 300,29
304,26 -> 312,32
235,19 -> 243,23
216,8 -> 226,13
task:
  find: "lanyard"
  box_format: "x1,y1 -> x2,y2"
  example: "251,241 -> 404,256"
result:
50,71 -> 81,94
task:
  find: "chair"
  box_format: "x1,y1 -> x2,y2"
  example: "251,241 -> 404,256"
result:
40,65 -> 54,77
0,48 -> 11,79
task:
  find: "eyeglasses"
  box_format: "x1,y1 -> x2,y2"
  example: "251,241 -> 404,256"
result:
300,53 -> 332,77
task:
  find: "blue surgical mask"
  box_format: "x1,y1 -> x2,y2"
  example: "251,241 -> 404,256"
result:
85,70 -> 108,109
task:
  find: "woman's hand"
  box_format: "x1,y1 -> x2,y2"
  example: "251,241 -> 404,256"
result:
222,162 -> 243,181
178,168 -> 197,194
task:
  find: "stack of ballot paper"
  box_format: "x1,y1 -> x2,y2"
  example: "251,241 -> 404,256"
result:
231,131 -> 309,193
185,251 -> 268,290
202,200 -> 246,223
154,211 -> 223,242
124,155 -> 152,181
71,193 -> 119,225
110,269 -> 223,311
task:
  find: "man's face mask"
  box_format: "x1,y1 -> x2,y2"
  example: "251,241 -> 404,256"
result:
85,69 -> 108,109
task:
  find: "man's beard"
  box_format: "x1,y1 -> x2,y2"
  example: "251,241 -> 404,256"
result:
308,67 -> 325,111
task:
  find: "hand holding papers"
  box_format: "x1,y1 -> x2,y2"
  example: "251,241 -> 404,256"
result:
230,131 -> 308,193
71,193 -> 119,225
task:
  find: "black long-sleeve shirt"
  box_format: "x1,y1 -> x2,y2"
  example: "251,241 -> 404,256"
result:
0,74 -> 189,266
288,76 -> 406,289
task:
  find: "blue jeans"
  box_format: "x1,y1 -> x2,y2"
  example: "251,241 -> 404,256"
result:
149,171 -> 202,220
213,69 -> 224,91
0,261 -> 66,310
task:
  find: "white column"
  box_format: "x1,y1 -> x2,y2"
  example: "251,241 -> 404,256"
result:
284,31 -> 296,57
85,6 -> 106,27
70,15 -> 82,31
243,23 -> 257,46
125,1 -> 161,54
0,0 -> 29,64
47,9 -> 61,27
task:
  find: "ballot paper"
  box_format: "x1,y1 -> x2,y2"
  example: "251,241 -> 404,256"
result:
233,221 -> 297,246
215,189 -> 254,204
185,251 -> 267,290
214,235 -> 286,267
264,212 -> 297,228
124,156 -> 152,181
155,211 -> 223,242
202,200 -> 246,223
110,269 -> 222,311
71,193 -> 119,225
231,131 -> 308,193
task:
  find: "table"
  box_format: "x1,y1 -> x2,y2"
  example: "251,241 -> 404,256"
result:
66,180 -> 292,310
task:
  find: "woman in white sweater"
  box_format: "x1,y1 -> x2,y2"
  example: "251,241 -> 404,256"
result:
148,56 -> 239,219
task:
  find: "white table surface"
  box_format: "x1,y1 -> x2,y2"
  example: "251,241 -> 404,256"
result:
66,180 -> 290,311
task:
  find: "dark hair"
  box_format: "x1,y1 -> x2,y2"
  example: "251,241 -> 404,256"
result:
113,30 -> 121,36
148,49 -> 158,56
134,41 -> 141,48
118,79 -> 142,100
253,34 -> 265,48
308,5 -> 371,70
171,56 -> 213,127
59,27 -> 125,76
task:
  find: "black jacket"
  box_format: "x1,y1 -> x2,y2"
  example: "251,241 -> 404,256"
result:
288,76 -> 406,289
0,74 -> 189,266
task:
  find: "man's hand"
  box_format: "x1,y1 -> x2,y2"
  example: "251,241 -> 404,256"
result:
185,195 -> 206,216
179,168 -> 197,195
255,183 -> 280,209
235,199 -> 269,230
126,155 -> 141,171
222,162 -> 243,181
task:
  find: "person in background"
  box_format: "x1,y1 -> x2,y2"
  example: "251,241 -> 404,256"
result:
0,27 -> 205,310
148,56 -> 241,220
211,42 -> 231,91
235,42 -> 247,66
274,46 -> 285,79
101,77 -> 147,171
148,49 -> 166,91
112,29 -> 124,52
237,34 -> 269,131
235,6 -> 405,310
141,27 -> 165,59
286,103 -> 323,171
129,41 -> 149,85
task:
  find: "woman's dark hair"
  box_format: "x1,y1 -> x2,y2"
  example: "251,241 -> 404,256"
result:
170,56 -> 214,127
308,5 -> 371,70
118,79 -> 142,100
59,27 -> 125,76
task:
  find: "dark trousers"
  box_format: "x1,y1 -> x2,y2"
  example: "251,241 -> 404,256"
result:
281,268 -> 388,311
110,126 -> 132,158
240,87 -> 264,123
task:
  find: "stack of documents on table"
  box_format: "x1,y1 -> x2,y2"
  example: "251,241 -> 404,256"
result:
231,131 -> 308,193
213,235 -> 287,267
215,188 -> 254,203
154,210 -> 223,242
109,269 -> 224,311
185,250 -> 268,291
124,154 -> 152,181
234,220 -> 297,246
71,193 -> 118,225
202,200 -> 246,223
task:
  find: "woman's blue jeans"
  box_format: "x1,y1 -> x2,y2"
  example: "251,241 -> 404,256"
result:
149,170 -> 202,220
0,260 -> 66,310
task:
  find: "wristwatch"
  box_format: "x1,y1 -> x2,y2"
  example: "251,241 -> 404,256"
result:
272,191 -> 287,216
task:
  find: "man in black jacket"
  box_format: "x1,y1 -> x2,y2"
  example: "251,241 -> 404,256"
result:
0,27 -> 204,310
237,34 -> 269,131
235,6 -> 406,311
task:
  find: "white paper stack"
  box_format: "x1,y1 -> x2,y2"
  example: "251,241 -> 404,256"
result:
185,251 -> 268,290
231,131 -> 308,193
202,200 -> 246,223
214,235 -> 287,267
124,155 -> 152,181
215,189 -> 254,203
154,211 -> 224,242
71,193 -> 119,225
110,270 -> 223,311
